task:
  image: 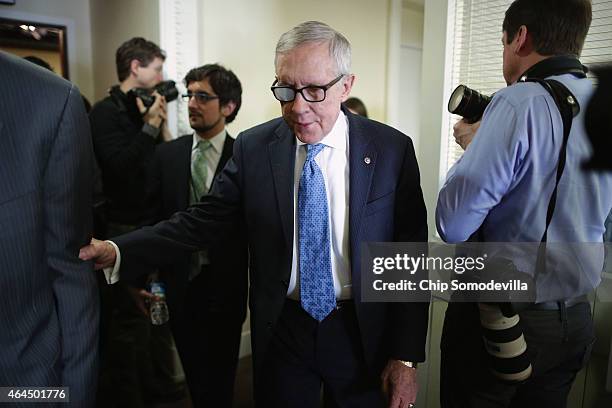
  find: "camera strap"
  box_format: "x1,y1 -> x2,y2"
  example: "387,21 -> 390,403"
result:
522,78 -> 580,285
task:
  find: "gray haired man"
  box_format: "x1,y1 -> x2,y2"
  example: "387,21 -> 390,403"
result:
81,21 -> 429,408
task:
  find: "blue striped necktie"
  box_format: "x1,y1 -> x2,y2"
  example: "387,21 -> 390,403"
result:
298,143 -> 336,321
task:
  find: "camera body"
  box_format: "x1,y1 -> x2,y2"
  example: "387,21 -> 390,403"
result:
132,80 -> 179,108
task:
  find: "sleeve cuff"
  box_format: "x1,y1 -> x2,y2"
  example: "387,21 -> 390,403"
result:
102,240 -> 122,284
142,123 -> 161,139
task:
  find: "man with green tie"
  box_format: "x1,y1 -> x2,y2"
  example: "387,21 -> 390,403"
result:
142,64 -> 247,408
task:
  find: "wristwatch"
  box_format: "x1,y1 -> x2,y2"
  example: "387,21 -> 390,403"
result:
398,360 -> 418,369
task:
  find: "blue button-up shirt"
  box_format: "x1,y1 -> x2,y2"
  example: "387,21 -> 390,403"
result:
436,73 -> 612,299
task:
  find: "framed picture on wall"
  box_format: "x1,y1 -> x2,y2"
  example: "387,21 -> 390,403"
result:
0,17 -> 69,79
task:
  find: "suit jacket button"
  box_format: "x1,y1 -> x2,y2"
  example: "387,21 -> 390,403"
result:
267,322 -> 273,329
281,279 -> 288,287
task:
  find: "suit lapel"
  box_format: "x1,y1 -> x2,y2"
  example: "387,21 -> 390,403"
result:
268,122 -> 296,250
348,112 -> 377,261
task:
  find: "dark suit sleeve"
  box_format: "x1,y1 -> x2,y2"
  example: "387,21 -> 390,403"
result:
114,133 -> 245,281
389,137 -> 430,362
47,85 -> 99,405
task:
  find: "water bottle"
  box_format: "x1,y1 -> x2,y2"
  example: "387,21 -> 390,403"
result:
149,281 -> 169,325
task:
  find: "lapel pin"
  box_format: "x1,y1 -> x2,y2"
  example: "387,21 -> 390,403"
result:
364,156 -> 371,165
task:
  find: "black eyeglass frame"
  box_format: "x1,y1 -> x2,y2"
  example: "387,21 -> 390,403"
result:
181,92 -> 220,103
270,74 -> 345,102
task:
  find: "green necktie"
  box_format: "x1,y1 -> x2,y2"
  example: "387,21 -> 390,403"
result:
191,139 -> 212,203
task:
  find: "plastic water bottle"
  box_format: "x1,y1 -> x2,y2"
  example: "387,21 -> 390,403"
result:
149,281 -> 169,325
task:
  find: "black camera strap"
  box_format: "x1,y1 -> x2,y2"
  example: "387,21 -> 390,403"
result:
519,55 -> 587,81
522,78 -> 580,297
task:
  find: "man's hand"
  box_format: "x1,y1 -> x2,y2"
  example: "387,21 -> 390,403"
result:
453,119 -> 481,150
381,359 -> 418,408
136,91 -> 167,128
79,238 -> 117,270
126,286 -> 157,316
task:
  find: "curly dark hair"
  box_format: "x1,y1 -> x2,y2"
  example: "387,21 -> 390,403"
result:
184,64 -> 242,124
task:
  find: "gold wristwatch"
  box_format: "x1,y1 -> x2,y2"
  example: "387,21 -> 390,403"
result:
398,360 -> 418,369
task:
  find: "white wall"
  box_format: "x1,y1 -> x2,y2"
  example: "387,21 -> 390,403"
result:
401,3 -> 424,46
198,0 -> 391,136
419,0 -> 449,240
90,0 -> 160,101
0,0 -> 94,100
398,4 -> 424,159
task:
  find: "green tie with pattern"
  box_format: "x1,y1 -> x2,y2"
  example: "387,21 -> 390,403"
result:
191,139 -> 212,203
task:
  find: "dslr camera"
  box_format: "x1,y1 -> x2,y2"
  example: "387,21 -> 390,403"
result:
448,84 -> 491,123
132,80 -> 179,107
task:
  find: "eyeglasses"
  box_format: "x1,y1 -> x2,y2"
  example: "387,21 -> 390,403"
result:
182,92 -> 219,104
270,74 -> 344,102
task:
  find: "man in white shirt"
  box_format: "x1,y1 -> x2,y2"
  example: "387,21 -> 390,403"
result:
81,21 -> 429,408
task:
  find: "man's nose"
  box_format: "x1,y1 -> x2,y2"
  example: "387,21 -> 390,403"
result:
291,92 -> 310,114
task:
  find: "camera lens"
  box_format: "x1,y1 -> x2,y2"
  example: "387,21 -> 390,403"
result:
448,85 -> 492,123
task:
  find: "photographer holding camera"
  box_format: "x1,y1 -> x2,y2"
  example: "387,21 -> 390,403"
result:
436,1 -> 612,407
90,37 -> 182,406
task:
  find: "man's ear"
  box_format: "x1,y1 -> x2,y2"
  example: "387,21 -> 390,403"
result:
221,100 -> 237,118
130,59 -> 141,77
341,74 -> 356,102
514,25 -> 533,56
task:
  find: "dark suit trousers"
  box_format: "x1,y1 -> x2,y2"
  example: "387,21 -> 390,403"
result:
167,267 -> 243,408
258,299 -> 385,408
440,302 -> 594,408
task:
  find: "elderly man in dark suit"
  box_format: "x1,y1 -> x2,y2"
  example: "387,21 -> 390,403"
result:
0,51 -> 99,406
81,21 -> 428,408
143,64 -> 247,408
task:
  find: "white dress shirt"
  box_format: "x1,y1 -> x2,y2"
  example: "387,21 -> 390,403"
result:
287,111 -> 352,300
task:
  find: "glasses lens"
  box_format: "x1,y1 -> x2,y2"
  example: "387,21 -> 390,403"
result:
272,87 -> 295,102
183,93 -> 216,103
303,87 -> 325,102
195,93 -> 214,103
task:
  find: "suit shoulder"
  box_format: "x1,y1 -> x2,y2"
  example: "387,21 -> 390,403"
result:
237,117 -> 285,142
352,115 -> 412,148
166,134 -> 193,146
89,95 -> 118,119
0,51 -> 74,106
155,134 -> 192,155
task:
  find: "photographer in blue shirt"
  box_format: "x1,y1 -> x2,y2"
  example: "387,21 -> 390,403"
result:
436,1 -> 612,407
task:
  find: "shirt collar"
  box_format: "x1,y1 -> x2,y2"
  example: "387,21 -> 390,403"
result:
295,110 -> 347,151
193,129 -> 226,153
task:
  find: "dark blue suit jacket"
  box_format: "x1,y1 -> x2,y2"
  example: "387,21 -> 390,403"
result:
115,108 -> 428,387
0,52 -> 99,406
